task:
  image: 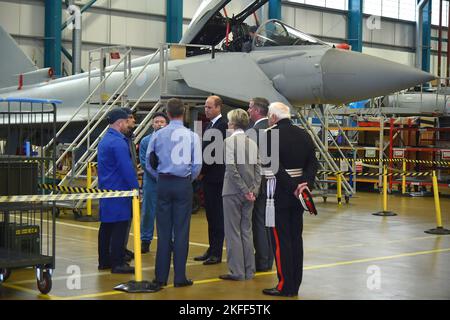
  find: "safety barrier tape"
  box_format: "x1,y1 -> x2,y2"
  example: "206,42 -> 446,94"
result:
317,170 -> 432,177
332,158 -> 450,166
0,190 -> 138,203
38,184 -> 113,194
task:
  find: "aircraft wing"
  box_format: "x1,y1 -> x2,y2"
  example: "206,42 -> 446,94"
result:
177,53 -> 290,106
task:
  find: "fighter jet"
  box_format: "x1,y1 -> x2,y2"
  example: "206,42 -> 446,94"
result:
0,0 -> 436,123
379,90 -> 450,116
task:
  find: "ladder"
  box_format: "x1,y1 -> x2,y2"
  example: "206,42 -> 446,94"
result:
54,48 -> 164,189
48,43 -> 214,214
294,105 -> 355,200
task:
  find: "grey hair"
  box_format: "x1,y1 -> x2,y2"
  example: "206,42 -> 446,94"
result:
227,108 -> 249,130
268,102 -> 291,121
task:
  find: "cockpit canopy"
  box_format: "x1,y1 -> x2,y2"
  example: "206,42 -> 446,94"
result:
180,0 -> 329,55
252,20 -> 328,49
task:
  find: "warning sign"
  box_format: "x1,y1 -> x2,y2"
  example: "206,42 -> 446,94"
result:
442,149 -> 450,160
393,148 -> 406,159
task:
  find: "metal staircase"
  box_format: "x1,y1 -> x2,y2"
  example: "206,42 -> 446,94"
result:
44,43 -> 214,216
294,104 -> 356,201
52,48 -> 164,188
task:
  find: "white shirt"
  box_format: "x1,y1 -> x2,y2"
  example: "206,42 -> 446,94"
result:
253,117 -> 268,127
210,114 -> 222,126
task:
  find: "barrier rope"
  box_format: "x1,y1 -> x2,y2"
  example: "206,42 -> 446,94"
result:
317,170 -> 432,177
332,158 -> 450,166
38,183 -> 113,194
0,190 -> 138,203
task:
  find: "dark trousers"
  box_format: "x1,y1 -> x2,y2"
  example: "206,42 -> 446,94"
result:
252,189 -> 274,271
124,220 -> 131,248
270,196 -> 304,295
98,220 -> 129,268
203,181 -> 224,258
155,176 -> 192,284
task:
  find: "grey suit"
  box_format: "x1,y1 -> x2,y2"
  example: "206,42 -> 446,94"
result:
247,118 -> 274,271
222,132 -> 261,280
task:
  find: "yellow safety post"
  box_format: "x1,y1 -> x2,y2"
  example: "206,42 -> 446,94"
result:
383,167 -> 388,211
373,166 -> 397,216
425,171 -> 450,235
401,159 -> 406,195
132,193 -> 143,282
76,162 -> 99,222
114,190 -> 161,293
337,172 -> 342,205
86,162 -> 92,217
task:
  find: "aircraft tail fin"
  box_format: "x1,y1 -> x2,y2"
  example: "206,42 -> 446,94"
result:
0,24 -> 37,88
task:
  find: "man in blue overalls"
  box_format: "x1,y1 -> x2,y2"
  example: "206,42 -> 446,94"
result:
139,112 -> 169,253
97,108 -> 139,274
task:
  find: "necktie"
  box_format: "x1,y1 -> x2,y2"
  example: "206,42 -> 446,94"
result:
205,121 -> 213,131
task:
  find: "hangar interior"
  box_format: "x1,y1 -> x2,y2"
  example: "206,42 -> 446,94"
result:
0,0 -> 449,300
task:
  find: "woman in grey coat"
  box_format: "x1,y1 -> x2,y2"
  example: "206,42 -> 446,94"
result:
220,109 -> 261,281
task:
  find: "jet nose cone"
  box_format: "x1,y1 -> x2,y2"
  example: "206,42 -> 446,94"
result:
320,49 -> 436,104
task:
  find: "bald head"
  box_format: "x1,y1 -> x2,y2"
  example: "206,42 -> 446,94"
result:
268,102 -> 291,126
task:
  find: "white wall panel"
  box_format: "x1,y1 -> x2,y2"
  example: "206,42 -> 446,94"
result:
303,9 -> 322,34
81,11 -> 110,43
322,12 -> 346,38
19,3 -> 44,37
293,8 -> 308,31
184,0 -> 203,19
110,15 -> 127,44
372,21 -> 395,45
362,17 -> 372,42
110,0 -> 127,10
147,20 -> 165,48
394,22 -> 413,47
282,6 -> 295,26
363,47 -> 415,66
125,17 -> 149,47
0,2 -> 20,34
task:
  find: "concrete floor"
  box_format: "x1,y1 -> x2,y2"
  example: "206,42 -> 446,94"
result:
1,192 -> 449,300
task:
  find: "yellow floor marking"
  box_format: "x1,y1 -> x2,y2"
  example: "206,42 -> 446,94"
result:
1,283 -> 55,299
54,247 -> 450,300
8,261 -> 204,286
51,219 -> 211,248
302,247 -> 450,271
55,291 -> 124,300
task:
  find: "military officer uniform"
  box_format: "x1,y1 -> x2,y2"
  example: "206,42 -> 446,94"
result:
263,118 -> 318,297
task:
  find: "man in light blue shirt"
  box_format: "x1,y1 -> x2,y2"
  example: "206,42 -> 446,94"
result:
139,112 -> 169,254
146,98 -> 202,288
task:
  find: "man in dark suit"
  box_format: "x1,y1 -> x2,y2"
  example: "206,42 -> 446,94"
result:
194,95 -> 228,265
247,97 -> 274,272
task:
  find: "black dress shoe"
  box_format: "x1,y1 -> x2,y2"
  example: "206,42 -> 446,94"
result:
262,287 -> 296,297
152,279 -> 167,287
193,252 -> 210,261
125,249 -> 134,260
174,279 -> 194,288
98,264 -> 111,270
141,241 -> 151,254
219,274 -> 242,281
111,264 -> 135,274
256,267 -> 272,272
203,256 -> 221,265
